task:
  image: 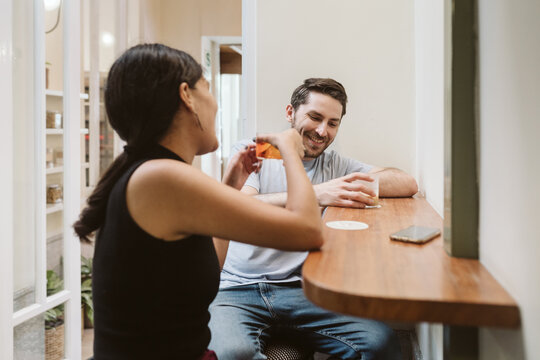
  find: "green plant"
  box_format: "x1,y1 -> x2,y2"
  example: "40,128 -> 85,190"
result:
81,255 -> 93,326
45,270 -> 64,329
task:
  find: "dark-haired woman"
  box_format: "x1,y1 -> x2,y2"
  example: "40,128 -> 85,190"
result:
74,43 -> 323,360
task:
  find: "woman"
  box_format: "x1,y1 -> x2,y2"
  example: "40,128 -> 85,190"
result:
74,43 -> 323,360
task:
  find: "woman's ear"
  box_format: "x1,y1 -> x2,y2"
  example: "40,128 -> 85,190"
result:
179,82 -> 195,113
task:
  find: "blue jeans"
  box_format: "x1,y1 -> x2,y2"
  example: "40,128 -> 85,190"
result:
208,281 -> 401,360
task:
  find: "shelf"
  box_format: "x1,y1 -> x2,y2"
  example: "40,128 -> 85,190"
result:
46,129 -> 63,135
46,202 -> 63,215
46,166 -> 63,175
46,231 -> 63,243
46,163 -> 90,175
46,89 -> 89,100
46,128 -> 89,135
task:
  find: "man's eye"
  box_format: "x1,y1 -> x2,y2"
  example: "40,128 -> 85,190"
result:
309,115 -> 321,121
329,122 -> 338,128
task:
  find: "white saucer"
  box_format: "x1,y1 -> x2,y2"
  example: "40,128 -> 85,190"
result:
325,221 -> 369,230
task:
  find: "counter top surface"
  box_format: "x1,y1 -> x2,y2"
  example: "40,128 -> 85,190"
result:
302,197 -> 520,327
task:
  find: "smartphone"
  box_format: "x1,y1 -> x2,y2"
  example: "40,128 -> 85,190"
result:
390,225 -> 441,244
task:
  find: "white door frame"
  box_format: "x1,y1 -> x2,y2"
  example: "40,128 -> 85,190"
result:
1,0 -> 82,357
0,0 -> 15,357
242,0 -> 257,139
200,35 -> 242,180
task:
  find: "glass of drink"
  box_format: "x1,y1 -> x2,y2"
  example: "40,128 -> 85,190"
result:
355,176 -> 381,209
256,142 -> 282,160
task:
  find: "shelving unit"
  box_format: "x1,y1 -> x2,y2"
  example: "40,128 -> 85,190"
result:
46,166 -> 63,175
45,128 -> 89,135
46,202 -> 63,215
44,86 -> 90,303
46,89 -> 89,100
46,231 -> 63,244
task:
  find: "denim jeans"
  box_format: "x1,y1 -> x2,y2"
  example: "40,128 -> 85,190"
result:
208,281 -> 401,360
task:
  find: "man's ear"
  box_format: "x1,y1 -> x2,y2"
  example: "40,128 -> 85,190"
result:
285,104 -> 294,124
179,82 -> 195,113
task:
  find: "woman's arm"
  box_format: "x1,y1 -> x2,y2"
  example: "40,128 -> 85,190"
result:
127,129 -> 323,251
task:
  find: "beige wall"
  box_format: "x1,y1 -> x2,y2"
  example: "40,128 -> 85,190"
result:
414,0 -> 446,357
140,0 -> 241,62
416,0 -> 540,358
414,0 -> 445,217
253,0 -> 416,175
478,1 -> 540,359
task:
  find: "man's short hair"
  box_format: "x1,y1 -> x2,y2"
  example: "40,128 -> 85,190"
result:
290,78 -> 348,118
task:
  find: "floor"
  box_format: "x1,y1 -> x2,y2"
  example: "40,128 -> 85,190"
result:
82,328 -> 94,360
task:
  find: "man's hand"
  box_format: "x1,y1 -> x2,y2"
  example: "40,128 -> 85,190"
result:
313,172 -> 377,208
222,144 -> 261,190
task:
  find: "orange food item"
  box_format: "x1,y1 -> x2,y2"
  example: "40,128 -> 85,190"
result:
256,142 -> 282,159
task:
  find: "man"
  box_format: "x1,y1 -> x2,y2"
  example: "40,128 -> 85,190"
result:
210,78 -> 418,359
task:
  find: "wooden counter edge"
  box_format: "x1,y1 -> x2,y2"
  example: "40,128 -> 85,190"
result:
302,275 -> 521,328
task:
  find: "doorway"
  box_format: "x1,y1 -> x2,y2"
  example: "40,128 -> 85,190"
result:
200,36 -> 243,180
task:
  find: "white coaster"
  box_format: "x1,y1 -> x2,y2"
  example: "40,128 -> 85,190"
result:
325,221 -> 369,230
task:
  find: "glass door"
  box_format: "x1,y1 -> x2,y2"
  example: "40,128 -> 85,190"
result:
1,0 -> 83,358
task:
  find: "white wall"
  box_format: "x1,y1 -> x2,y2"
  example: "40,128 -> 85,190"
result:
415,1 -> 540,358
253,0 -> 416,175
414,0 -> 445,216
478,1 -> 540,359
414,0 -> 445,357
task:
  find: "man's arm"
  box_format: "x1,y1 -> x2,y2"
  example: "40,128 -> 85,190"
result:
253,172 -> 377,209
254,191 -> 287,206
252,167 -> 418,209
370,167 -> 418,197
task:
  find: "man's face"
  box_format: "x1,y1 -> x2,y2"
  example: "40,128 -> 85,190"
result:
287,92 -> 342,160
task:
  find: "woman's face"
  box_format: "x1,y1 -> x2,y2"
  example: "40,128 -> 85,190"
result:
192,77 -> 219,154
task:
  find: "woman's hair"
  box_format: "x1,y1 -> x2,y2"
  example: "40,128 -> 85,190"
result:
74,43 -> 202,242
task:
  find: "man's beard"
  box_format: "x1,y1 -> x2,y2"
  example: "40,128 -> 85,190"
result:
301,130 -> 329,158
291,116 -> 331,158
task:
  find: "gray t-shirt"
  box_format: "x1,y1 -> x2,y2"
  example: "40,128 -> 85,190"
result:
220,139 -> 373,289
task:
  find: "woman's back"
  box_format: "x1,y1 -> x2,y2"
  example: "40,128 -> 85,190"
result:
93,145 -> 220,359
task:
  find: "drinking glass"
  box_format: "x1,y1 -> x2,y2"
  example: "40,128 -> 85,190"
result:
355,176 -> 381,208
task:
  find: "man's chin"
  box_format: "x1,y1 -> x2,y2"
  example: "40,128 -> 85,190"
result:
304,149 -> 325,159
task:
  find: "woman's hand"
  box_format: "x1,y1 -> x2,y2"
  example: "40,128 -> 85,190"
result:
257,128 -> 305,159
221,143 -> 260,190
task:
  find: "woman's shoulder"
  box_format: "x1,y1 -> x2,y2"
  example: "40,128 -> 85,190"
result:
125,159 -> 218,240
130,158 -> 203,187
127,158 -> 220,207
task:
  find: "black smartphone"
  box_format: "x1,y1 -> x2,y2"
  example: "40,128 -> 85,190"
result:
389,225 -> 441,244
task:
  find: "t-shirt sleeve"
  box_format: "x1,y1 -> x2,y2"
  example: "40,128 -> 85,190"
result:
244,172 -> 260,192
230,138 -> 253,157
230,139 -> 260,192
330,150 -> 373,176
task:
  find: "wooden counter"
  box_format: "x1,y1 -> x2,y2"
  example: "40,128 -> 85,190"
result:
302,197 -> 520,327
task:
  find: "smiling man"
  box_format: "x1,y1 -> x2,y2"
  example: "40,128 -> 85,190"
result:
209,78 -> 417,359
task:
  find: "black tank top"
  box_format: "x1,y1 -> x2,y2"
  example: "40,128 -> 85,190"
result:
92,145 -> 220,359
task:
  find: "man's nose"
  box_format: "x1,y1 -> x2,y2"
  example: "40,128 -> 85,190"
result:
316,123 -> 328,137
